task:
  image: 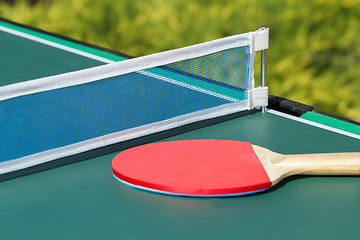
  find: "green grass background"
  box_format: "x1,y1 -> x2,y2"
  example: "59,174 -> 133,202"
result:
1,0 -> 359,122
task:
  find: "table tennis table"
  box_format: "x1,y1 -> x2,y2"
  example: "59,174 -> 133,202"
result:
1,18 -> 359,240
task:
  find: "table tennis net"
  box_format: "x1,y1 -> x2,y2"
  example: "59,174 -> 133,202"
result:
0,28 -> 269,175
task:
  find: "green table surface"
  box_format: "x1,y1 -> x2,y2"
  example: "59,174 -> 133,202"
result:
1,19 -> 359,240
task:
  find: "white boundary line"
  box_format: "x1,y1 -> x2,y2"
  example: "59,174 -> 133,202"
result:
0,25 -> 114,64
267,109 -> 360,140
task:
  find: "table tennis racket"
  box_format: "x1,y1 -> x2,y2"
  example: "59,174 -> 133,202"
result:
112,140 -> 360,197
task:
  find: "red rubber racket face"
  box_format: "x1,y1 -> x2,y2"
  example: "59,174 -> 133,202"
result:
112,140 -> 272,197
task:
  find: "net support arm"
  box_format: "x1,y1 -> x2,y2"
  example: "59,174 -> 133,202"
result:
254,26 -> 269,112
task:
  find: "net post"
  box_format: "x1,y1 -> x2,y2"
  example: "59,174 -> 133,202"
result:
260,26 -> 268,113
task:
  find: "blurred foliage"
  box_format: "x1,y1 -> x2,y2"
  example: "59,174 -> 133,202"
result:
1,0 -> 359,121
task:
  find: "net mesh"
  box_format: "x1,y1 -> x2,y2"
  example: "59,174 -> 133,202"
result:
0,43 -> 252,163
163,45 -> 250,94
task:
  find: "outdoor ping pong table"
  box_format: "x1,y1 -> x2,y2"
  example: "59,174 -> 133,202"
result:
1,18 -> 359,240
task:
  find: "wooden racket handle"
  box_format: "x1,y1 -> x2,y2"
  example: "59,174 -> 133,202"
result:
274,152 -> 360,175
